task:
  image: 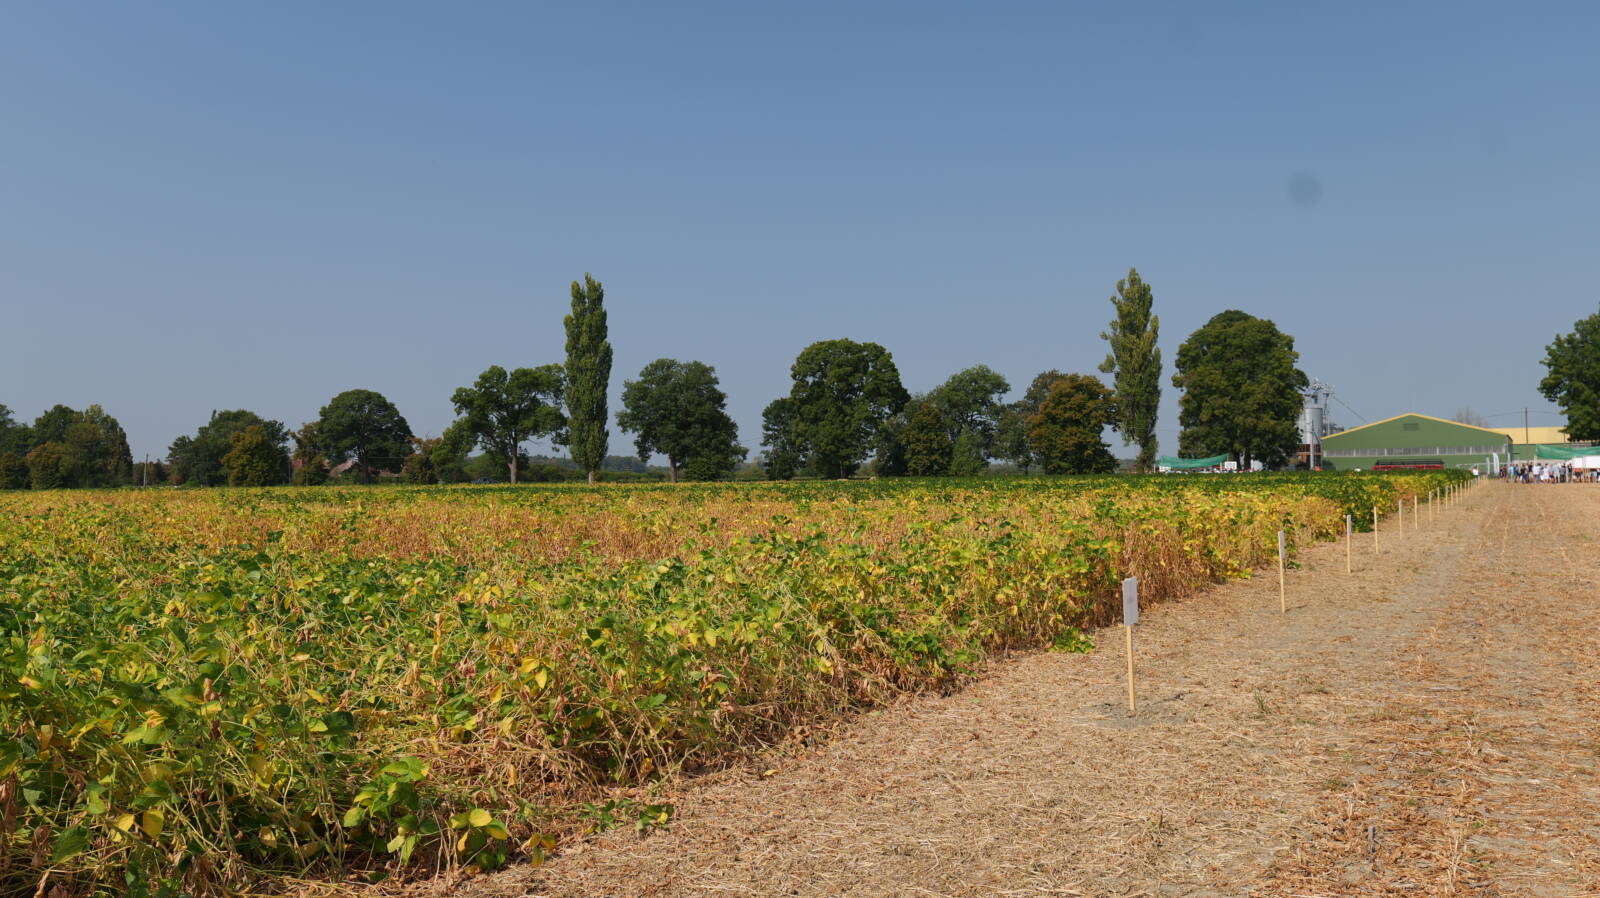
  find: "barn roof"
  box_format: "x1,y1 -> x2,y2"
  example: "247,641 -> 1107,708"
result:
1323,412 -> 1508,442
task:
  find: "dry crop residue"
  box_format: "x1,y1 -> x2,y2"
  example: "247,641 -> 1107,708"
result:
457,483 -> 1600,897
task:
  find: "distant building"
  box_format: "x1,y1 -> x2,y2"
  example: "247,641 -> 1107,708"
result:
1483,424 -> 1594,461
1319,414 -> 1511,472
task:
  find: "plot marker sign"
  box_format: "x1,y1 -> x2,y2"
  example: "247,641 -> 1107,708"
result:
1345,514 -> 1352,574
1122,576 -> 1138,712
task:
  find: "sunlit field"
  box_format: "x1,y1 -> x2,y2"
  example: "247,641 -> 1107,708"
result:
0,473 -> 1465,893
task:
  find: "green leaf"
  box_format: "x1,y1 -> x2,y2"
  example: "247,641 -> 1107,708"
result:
52,826 -> 91,863
468,808 -> 492,828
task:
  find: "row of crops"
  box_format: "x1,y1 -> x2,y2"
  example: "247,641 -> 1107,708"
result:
0,472 -> 1469,895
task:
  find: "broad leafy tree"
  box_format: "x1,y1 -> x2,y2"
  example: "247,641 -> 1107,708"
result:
927,365 -> 1010,455
221,425 -> 286,486
26,442 -> 66,489
289,422 -> 329,485
564,274 -> 613,484
60,406 -> 133,487
0,404 -> 31,457
1099,268 -> 1161,472
1022,369 -> 1068,408
900,399 -> 954,476
31,405 -> 80,445
617,359 -> 745,481
988,370 -> 1071,473
451,365 -> 566,484
774,339 -> 909,479
949,429 -> 988,476
993,402 -> 1035,473
401,423 -> 475,485
314,389 -> 413,481
1172,310 -> 1307,469
0,452 -> 26,489
1026,374 -> 1117,474
1539,308 -> 1600,441
169,410 -> 291,486
759,397 -> 803,480
16,405 -> 132,488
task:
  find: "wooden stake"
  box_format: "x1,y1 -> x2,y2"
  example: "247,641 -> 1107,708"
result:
1373,506 -> 1379,555
1413,494 -> 1419,529
1125,624 -> 1135,712
1345,514 -> 1352,574
1277,530 -> 1287,613
1398,499 -> 1404,538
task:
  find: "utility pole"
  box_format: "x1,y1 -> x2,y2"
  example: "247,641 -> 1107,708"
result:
142,454 -> 149,487
1524,408 -> 1530,446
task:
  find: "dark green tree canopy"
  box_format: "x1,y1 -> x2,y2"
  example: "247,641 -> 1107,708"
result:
169,409 -> 291,486
0,404 -> 32,457
564,273 -> 613,484
31,405 -> 81,446
0,451 -> 25,490
988,368 -> 1075,474
1099,268 -> 1161,472
927,365 -> 1011,453
993,401 -> 1035,473
948,428 -> 988,476
1172,310 -> 1307,468
1023,369 -> 1068,410
778,338 -> 909,479
16,405 -> 132,489
61,406 -> 134,488
1025,373 -> 1117,475
617,359 -> 745,481
26,442 -> 67,490
400,430 -> 472,485
759,397 -> 803,481
451,364 -> 566,484
899,398 -> 956,476
314,389 -> 413,481
221,425 -> 285,487
1539,308 -> 1600,441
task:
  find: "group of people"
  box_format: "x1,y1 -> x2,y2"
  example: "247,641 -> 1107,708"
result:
1504,462 -> 1594,483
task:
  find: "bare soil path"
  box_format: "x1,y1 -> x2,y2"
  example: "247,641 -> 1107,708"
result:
464,483 -> 1600,897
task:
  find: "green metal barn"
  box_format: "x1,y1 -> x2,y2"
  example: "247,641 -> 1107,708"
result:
1319,413 -> 1511,472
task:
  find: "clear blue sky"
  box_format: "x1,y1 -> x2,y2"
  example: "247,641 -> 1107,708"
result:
3,2 -> 1593,461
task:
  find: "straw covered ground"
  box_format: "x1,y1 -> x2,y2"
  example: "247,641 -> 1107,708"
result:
455,482 -> 1600,897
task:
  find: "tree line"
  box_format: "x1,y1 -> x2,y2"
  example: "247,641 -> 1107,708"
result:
2,268 -> 1363,490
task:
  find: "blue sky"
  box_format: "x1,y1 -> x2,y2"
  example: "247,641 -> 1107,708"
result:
2,2 -> 1593,461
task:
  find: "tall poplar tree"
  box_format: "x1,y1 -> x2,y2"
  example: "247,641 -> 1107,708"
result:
1099,268 -> 1161,472
564,273 -> 612,484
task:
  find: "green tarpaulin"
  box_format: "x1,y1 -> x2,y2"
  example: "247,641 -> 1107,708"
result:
1157,454 -> 1229,470
1535,444 -> 1592,459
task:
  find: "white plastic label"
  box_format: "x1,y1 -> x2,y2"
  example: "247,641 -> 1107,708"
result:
1121,576 -> 1138,626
